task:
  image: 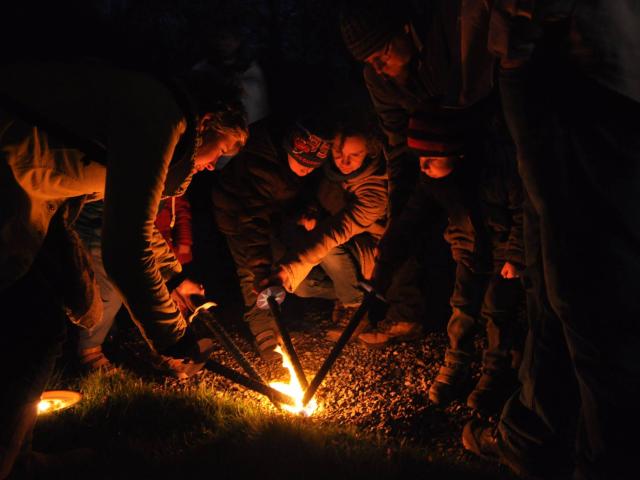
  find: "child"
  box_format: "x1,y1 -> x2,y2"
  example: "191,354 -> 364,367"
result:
372,112 -> 524,413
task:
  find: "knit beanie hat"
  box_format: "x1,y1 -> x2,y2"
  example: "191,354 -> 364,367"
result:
340,0 -> 408,61
407,114 -> 467,158
282,123 -> 331,168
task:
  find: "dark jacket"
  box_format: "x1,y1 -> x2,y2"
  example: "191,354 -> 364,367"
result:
0,60 -> 196,350
377,136 -> 523,285
364,0 -> 497,217
211,118 -> 318,285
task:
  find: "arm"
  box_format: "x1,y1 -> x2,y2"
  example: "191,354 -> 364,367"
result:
372,178 -> 435,295
364,67 -> 419,219
280,175 -> 388,291
101,79 -> 187,352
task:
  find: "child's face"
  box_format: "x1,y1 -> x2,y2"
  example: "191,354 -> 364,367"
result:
419,156 -> 457,179
287,154 -> 316,176
332,134 -> 368,175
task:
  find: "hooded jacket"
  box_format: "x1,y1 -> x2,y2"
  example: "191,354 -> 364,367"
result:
0,60 -> 197,350
211,118 -> 317,286
279,155 -> 388,292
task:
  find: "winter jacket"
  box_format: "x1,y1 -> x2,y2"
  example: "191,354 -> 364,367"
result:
0,60 -> 198,350
364,0 -> 497,217
376,136 -> 523,285
279,155 -> 388,292
211,118 -> 318,286
155,196 -> 193,265
488,0 -> 640,103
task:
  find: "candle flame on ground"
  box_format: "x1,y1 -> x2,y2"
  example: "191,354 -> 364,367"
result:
269,346 -> 318,416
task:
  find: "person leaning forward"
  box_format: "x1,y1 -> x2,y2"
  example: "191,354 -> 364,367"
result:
0,59 -> 247,479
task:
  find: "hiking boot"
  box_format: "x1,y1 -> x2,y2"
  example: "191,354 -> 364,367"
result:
255,329 -> 280,362
325,305 -> 369,342
462,418 -> 503,463
428,348 -> 472,406
78,346 -> 118,376
462,419 -> 553,480
466,367 -> 519,413
357,318 -> 423,348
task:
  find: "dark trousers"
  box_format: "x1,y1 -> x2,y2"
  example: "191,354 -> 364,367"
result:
448,262 -> 523,368
497,58 -> 640,479
0,242 -> 69,476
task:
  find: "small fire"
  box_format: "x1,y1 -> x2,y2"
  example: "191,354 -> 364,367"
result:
269,346 -> 318,416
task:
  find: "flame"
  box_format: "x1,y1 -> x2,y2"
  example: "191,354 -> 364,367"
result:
269,346 -> 318,416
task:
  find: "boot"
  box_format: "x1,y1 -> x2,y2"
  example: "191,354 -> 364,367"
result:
358,317 -> 423,348
78,346 -> 118,376
466,352 -> 519,413
325,304 -> 369,342
428,349 -> 472,406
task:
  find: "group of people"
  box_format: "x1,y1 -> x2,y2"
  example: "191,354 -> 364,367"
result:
1,1 -> 638,479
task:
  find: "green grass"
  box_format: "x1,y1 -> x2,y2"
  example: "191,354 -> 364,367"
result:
32,371 -> 500,479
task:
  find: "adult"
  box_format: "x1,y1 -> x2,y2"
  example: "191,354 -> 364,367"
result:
462,2 -> 640,479
0,59 -> 247,478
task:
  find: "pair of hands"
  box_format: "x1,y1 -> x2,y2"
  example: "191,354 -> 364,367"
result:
500,261 -> 520,279
297,215 -> 316,232
253,266 -> 291,295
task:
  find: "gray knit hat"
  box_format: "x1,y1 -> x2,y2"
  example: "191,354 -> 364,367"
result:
340,0 -> 408,61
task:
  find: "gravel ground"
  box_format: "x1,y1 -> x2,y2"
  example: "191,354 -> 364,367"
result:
102,295 -> 516,479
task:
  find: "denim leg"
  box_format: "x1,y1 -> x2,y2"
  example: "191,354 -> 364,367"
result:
74,202 -> 122,351
293,266 -> 336,301
76,244 -> 122,350
316,245 -> 363,306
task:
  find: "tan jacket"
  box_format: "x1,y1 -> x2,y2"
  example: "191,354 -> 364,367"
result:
280,156 -> 388,292
0,61 -> 189,350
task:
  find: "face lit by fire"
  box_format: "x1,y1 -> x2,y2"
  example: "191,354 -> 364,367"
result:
332,134 -> 367,175
419,155 -> 459,179
287,154 -> 316,177
193,114 -> 245,172
364,27 -> 414,79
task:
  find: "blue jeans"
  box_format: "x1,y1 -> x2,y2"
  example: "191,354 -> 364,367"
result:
294,244 -> 363,306
74,201 -> 123,351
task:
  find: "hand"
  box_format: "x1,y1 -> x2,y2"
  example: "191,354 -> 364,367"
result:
176,244 -> 192,265
268,265 -> 292,292
500,261 -> 520,279
177,244 -> 191,255
252,276 -> 270,295
176,278 -> 205,297
297,216 -> 317,231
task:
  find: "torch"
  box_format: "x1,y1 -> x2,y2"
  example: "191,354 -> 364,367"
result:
302,281 -> 385,407
257,286 -> 309,390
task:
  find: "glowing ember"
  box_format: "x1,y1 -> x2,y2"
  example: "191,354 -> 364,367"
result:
37,390 -> 82,415
269,346 -> 318,416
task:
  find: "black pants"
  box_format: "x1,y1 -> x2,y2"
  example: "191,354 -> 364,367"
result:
448,262 -> 523,368
497,58 -> 640,479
